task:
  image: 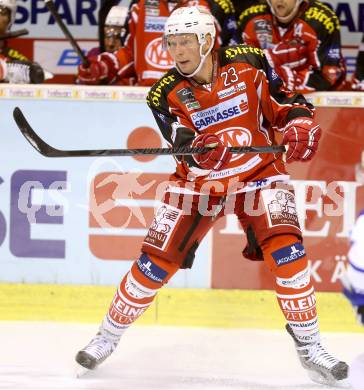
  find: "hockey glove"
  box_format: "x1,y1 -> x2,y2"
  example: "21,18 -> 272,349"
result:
282,117 -> 322,163
77,52 -> 119,85
191,133 -> 231,170
1,59 -> 45,84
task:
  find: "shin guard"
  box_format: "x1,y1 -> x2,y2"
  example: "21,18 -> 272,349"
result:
262,234 -> 319,344
102,252 -> 179,336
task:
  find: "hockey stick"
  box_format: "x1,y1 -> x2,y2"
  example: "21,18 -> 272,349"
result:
0,29 -> 29,40
44,0 -> 89,67
13,107 -> 286,158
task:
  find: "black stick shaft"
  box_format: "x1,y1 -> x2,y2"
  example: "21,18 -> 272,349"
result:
13,107 -> 286,158
44,0 -> 89,67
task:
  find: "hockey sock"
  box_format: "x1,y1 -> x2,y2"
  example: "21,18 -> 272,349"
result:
262,234 -> 320,344
101,252 -> 179,336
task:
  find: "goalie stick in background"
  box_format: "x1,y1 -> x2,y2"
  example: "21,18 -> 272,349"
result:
341,151 -> 364,390
73,6 -> 349,387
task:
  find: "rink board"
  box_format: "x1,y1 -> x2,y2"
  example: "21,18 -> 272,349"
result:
0,283 -> 363,332
0,86 -> 364,292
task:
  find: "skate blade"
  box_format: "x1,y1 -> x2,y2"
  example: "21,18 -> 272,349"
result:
308,370 -> 351,388
75,362 -> 91,378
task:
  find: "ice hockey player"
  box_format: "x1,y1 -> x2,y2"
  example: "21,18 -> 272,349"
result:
237,0 -> 346,92
342,152 -> 364,390
0,0 -> 45,83
87,5 -> 129,58
75,6 -> 348,387
77,0 -> 237,86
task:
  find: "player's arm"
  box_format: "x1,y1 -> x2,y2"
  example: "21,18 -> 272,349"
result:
208,0 -> 238,46
300,14 -> 346,91
252,50 -> 322,163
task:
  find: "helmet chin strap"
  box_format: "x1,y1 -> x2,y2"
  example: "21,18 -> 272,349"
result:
175,38 -> 213,79
270,0 -> 302,24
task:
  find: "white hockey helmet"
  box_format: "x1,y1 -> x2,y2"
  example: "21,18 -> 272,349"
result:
266,0 -> 304,23
164,6 -> 216,78
0,0 -> 17,30
105,5 -> 128,27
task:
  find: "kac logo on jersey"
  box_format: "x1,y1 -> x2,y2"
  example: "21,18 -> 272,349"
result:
216,127 -> 252,163
190,93 -> 249,131
145,37 -> 174,69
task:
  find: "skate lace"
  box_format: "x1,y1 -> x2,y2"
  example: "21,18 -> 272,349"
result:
298,342 -> 339,370
84,333 -> 117,361
7,62 -> 30,84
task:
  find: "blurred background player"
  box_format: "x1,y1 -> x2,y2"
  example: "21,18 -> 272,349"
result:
351,33 -> 364,91
0,0 -> 45,83
342,151 -> 364,390
237,0 -> 346,92
87,5 -> 129,58
77,0 -> 237,86
75,6 -> 348,387
231,0 -> 263,19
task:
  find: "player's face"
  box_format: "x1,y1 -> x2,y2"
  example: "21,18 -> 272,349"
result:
0,6 -> 11,35
104,26 -> 123,52
166,34 -> 201,74
270,0 -> 297,19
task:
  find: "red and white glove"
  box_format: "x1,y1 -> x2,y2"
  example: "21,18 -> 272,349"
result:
264,40 -> 307,70
77,52 -> 119,85
192,133 -> 231,170
282,117 -> 322,163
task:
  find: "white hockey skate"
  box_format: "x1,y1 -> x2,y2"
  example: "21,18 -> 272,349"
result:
286,324 -> 349,387
75,327 -> 120,374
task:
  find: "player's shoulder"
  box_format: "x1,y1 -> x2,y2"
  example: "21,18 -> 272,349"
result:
147,68 -> 183,109
301,0 -> 340,34
237,3 -> 269,30
205,0 -> 235,15
4,47 -> 28,62
218,44 -> 266,69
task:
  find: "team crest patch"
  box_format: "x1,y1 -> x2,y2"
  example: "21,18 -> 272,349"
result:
176,87 -> 196,104
144,203 -> 182,250
261,189 -> 300,228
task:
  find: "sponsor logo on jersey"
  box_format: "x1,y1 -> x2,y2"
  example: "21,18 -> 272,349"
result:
276,268 -> 310,288
190,93 -> 249,130
136,253 -> 168,283
225,45 -> 264,60
145,0 -> 160,16
272,243 -> 306,266
186,101 -> 201,111
144,204 -> 182,250
304,6 -> 339,33
217,82 -> 246,99
145,16 -> 167,33
327,46 -> 341,60
261,189 -> 300,228
147,74 -> 176,107
176,87 -> 196,104
254,19 -> 272,34
145,37 -> 174,70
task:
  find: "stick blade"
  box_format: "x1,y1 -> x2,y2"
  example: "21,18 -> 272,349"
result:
13,107 -> 59,157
